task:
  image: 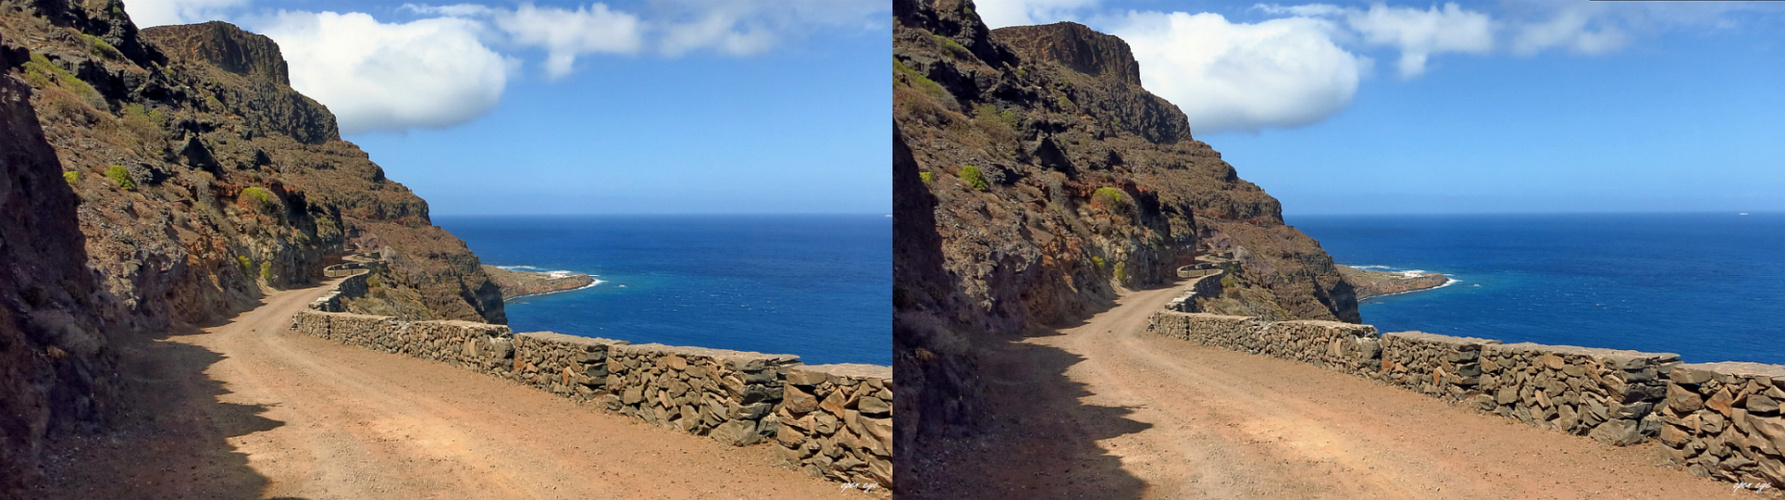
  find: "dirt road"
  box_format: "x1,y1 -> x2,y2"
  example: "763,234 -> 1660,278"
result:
917,280 -> 1769,499
37,280 -> 864,499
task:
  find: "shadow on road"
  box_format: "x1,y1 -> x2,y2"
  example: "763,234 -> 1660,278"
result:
33,294 -> 307,500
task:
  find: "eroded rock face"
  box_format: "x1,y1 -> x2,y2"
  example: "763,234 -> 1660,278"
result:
894,0 -> 1357,332
0,31 -> 121,497
0,5 -> 503,326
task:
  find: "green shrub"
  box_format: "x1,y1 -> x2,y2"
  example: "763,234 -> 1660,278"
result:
105,164 -> 133,190
240,187 -> 279,214
260,262 -> 273,282
1092,256 -> 1106,270
894,58 -> 950,102
121,103 -> 167,143
960,165 -> 988,191
62,171 -> 79,185
1114,261 -> 1127,283
919,171 -> 933,184
237,255 -> 252,271
931,35 -> 973,60
1221,275 -> 1237,288
83,34 -> 121,60
1092,187 -> 1131,212
23,53 -> 102,107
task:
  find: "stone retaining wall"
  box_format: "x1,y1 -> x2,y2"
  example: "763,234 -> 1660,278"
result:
292,281 -> 895,490
1659,362 -> 1785,485
1149,309 -> 1784,489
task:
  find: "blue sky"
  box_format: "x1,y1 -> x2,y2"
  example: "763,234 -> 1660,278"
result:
125,0 -> 889,215
975,0 -> 1785,215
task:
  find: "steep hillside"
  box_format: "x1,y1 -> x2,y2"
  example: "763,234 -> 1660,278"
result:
0,31 -> 120,497
894,0 -> 1356,333
0,1 -> 503,328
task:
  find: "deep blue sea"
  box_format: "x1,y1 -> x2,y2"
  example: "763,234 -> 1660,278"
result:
1291,213 -> 1785,365
434,215 -> 891,366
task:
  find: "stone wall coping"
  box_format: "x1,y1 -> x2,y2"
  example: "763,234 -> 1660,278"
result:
1674,361 -> 1785,379
305,310 -> 390,321
1383,330 -> 1502,346
613,342 -> 801,364
419,319 -> 513,331
1156,311 -> 1254,321
1272,320 -> 1377,332
793,363 -> 892,380
516,330 -> 629,346
1489,342 -> 1680,364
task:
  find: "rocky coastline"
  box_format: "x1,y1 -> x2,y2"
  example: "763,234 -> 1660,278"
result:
481,265 -> 597,301
1337,265 -> 1451,299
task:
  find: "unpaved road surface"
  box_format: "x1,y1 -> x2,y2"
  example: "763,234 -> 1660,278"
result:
916,280 -> 1771,499
37,280 -> 864,499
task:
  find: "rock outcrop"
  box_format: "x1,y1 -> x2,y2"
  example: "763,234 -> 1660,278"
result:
0,2 -> 502,328
1337,265 -> 1450,299
0,30 -> 121,497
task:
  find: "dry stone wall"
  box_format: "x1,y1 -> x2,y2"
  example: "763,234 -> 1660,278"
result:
1149,309 -> 1785,489
291,279 -> 895,490
1659,362 -> 1785,485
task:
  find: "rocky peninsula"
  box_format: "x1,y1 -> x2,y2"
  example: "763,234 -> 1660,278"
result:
1336,265 -> 1451,299
481,265 -> 596,301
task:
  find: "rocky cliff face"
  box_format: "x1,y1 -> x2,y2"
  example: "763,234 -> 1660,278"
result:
0,30 -> 121,497
894,0 -> 1356,334
0,1 -> 503,329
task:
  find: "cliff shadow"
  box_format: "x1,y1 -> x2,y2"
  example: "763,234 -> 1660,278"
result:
906,329 -> 1152,499
33,297 -> 304,500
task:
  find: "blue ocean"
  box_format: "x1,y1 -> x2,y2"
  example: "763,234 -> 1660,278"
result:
1292,213 -> 1785,365
434,215 -> 891,366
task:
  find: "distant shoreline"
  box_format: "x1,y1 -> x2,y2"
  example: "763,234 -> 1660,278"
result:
482,265 -> 598,301
1337,265 -> 1452,299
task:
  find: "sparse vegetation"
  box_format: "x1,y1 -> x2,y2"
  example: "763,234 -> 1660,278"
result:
83,34 -> 121,60
23,53 -> 103,108
932,34 -> 973,60
260,262 -> 273,283
237,255 -> 252,272
63,171 -> 79,185
121,103 -> 166,143
894,58 -> 950,102
1092,256 -> 1106,270
919,171 -> 933,184
1115,261 -> 1127,283
240,187 -> 279,214
959,165 -> 988,191
1221,274 -> 1237,289
973,104 -> 1021,144
105,164 -> 133,190
1092,187 -> 1132,213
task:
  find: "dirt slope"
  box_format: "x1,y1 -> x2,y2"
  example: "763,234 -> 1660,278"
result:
33,279 -> 862,499
911,279 -> 1767,499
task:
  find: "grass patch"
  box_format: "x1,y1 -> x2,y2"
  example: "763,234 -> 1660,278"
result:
931,34 -> 973,60
83,34 -> 121,60
63,171 -> 79,185
23,53 -> 103,108
121,103 -> 166,144
105,164 -> 133,190
959,165 -> 988,191
894,58 -> 950,102
973,104 -> 1020,144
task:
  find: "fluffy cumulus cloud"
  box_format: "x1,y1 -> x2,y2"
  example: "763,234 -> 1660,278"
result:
1342,3 -> 1492,77
258,11 -> 512,135
407,3 -> 643,79
118,0 -> 248,27
654,0 -> 888,56
1107,12 -> 1365,134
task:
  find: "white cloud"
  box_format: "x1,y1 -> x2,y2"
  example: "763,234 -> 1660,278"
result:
975,0 -> 1100,29
490,3 -> 642,78
1108,11 -> 1365,134
652,0 -> 887,56
121,0 -> 246,27
1343,3 -> 1492,77
258,11 -> 512,135
1508,6 -> 1627,55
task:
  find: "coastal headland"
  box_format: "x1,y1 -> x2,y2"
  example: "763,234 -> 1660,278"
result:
1336,265 -> 1452,299
482,265 -> 598,300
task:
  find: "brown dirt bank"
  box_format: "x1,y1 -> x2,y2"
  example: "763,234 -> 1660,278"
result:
33,279 -> 864,499
908,279 -> 1770,499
